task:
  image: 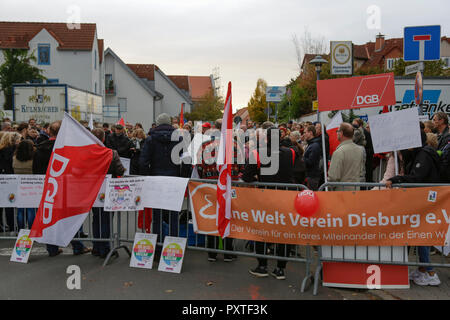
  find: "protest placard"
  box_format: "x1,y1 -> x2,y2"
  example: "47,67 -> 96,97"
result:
0,175 -> 19,207
130,233 -> 158,269
158,236 -> 187,273
369,107 -> 422,154
143,176 -> 189,211
10,229 -> 34,263
104,177 -> 145,211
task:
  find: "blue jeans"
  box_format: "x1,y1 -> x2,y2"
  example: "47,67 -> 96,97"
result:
418,246 -> 433,272
1,208 -> 15,231
92,207 -> 111,255
46,226 -> 86,255
152,209 -> 179,242
17,208 -> 36,230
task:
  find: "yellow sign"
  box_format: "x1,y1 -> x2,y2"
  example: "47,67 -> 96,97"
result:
312,100 -> 318,111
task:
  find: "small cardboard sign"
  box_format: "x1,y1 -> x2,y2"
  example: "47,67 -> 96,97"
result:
10,229 -> 34,263
158,236 -> 187,274
130,233 -> 158,269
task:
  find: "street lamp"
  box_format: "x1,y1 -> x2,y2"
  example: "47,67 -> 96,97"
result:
309,55 -> 328,122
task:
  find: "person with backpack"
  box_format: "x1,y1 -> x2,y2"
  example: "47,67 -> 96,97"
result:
386,130 -> 441,286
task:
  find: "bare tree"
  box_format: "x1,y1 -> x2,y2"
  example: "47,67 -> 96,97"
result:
292,27 -> 327,73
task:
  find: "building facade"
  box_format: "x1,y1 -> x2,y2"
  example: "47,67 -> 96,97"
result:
0,21 -> 104,112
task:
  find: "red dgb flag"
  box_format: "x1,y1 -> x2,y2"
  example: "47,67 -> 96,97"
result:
216,82 -> 233,238
30,113 -> 112,247
317,73 -> 396,111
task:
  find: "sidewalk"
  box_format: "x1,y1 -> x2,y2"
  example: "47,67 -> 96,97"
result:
0,241 -> 449,300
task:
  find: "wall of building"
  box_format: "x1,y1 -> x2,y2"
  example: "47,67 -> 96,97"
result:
154,71 -> 191,118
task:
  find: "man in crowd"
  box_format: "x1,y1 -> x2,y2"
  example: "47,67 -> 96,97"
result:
106,124 -> 135,159
1,121 -> 12,132
103,123 -> 111,139
303,125 -> 322,190
28,118 -> 36,127
140,113 -> 181,247
242,127 -> 294,280
196,119 -> 241,262
433,112 -> 450,151
36,123 -> 50,144
328,123 -> 365,191
32,121 -> 91,257
91,128 -> 125,258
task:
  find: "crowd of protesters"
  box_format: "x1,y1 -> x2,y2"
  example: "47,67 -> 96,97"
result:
0,111 -> 449,285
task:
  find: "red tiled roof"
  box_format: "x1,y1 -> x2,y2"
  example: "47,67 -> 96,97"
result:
98,39 -> 104,64
0,21 -> 97,50
188,76 -> 213,100
168,75 -> 190,92
233,107 -> 250,123
126,64 -> 159,81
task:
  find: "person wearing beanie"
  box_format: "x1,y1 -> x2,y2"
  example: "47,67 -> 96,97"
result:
139,113 -> 182,259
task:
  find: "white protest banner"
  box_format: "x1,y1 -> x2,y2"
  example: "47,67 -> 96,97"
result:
0,175 -> 19,207
93,175 -> 111,208
10,229 -> 34,263
104,177 -> 145,211
16,175 -> 45,208
130,233 -> 158,269
119,157 -> 131,176
158,236 -> 187,273
143,176 -> 189,211
369,107 -> 422,154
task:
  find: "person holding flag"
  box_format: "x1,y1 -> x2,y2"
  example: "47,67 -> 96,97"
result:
30,115 -> 113,256
212,82 -> 243,262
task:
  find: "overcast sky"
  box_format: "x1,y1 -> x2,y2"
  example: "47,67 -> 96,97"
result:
1,0 -> 449,111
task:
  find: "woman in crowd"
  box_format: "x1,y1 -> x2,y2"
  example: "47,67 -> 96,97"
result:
0,132 -> 22,232
13,139 -> 36,229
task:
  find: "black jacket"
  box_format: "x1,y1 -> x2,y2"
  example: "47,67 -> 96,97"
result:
32,139 -> 55,174
0,146 -> 15,174
437,126 -> 450,151
105,133 -> 135,158
389,145 -> 441,184
304,136 -> 322,178
242,146 -> 294,184
139,124 -> 180,177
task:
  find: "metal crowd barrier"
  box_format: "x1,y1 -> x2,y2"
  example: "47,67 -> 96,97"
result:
1,208 -> 115,256
101,178 -> 315,293
312,181 -> 450,295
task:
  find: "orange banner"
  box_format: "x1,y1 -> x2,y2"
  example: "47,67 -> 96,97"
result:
188,182 -> 450,246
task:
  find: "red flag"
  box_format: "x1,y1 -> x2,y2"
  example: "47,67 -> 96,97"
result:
30,113 -> 112,247
216,82 -> 233,238
179,103 -> 184,127
326,111 -> 343,157
117,117 -> 125,126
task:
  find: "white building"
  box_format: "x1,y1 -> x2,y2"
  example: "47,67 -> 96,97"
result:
104,48 -> 160,131
0,21 -> 104,112
127,64 -> 193,119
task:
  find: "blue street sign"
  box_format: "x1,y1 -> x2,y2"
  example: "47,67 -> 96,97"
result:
404,25 -> 441,61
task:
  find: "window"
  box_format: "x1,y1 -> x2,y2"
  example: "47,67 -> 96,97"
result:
442,57 -> 450,69
30,79 -> 43,84
38,44 -> 50,65
95,82 -> 97,94
46,79 -> 59,84
94,50 -> 97,70
386,58 -> 400,70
